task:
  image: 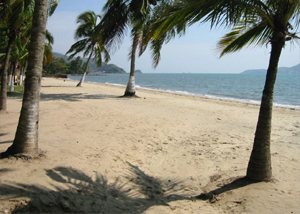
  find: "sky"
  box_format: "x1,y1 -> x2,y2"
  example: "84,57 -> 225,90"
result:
46,0 -> 300,74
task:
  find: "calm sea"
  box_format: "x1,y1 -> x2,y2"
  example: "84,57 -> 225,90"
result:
68,73 -> 300,109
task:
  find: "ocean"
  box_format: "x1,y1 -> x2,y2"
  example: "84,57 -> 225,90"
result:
68,73 -> 300,109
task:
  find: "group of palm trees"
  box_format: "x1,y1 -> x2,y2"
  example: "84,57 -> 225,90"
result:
0,0 -> 58,111
0,0 -> 299,184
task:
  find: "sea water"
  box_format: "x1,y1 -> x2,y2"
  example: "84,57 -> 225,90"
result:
68,73 -> 300,109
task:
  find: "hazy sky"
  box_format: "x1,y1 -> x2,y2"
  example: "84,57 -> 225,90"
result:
47,0 -> 300,73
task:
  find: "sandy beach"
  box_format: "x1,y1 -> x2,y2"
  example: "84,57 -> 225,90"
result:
0,77 -> 299,214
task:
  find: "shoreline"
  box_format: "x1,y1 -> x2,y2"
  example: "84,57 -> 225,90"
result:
67,77 -> 300,111
1,77 -> 299,213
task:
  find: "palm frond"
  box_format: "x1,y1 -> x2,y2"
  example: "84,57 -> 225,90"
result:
93,46 -> 103,67
217,21 -> 272,57
43,43 -> 53,65
96,42 -> 111,63
102,47 -> 111,63
81,43 -> 92,58
66,39 -> 88,59
97,0 -> 130,51
149,36 -> 165,68
48,0 -> 59,17
45,30 -> 54,45
128,31 -> 141,61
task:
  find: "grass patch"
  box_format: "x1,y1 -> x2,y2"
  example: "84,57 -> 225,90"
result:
7,85 -> 24,97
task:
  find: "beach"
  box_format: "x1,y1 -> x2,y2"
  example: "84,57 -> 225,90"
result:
0,77 -> 299,213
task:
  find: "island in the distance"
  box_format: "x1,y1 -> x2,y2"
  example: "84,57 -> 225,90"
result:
241,64 -> 299,74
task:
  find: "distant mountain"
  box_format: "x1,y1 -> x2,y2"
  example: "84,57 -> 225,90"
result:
241,64 -> 300,74
90,63 -> 126,74
53,52 -> 69,61
53,52 -> 127,74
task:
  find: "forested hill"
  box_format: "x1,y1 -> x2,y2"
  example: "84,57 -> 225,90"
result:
53,52 -> 126,74
241,64 -> 300,74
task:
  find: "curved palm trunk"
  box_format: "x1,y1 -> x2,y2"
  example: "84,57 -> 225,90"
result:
0,36 -> 15,111
246,33 -> 285,181
124,34 -> 139,97
1,0 -> 48,158
76,50 -> 93,87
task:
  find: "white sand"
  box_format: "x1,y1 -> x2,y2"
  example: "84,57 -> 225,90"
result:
0,77 -> 299,214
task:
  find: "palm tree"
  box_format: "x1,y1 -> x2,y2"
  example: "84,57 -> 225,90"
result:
98,0 -> 160,97
154,0 -> 300,181
1,0 -> 49,158
66,11 -> 110,87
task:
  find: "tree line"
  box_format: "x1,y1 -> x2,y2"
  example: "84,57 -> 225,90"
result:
43,56 -> 88,75
0,0 -> 299,189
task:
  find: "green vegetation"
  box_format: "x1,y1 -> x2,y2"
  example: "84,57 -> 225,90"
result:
7,85 -> 24,97
43,53 -> 126,75
0,0 -> 59,111
43,56 -> 82,75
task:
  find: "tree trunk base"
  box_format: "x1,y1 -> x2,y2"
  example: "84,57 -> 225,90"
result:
123,91 -> 136,97
246,167 -> 272,181
0,145 -> 43,160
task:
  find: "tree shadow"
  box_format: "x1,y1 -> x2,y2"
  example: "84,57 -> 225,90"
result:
7,92 -> 23,98
195,176 -> 259,201
0,140 -> 12,145
40,93 -> 122,102
0,168 -> 14,175
41,85 -> 76,88
0,162 -> 190,213
0,134 -> 12,145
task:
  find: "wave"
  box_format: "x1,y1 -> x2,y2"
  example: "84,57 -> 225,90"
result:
67,75 -> 300,110
135,84 -> 300,109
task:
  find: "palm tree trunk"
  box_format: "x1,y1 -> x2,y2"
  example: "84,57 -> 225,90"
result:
1,0 -> 49,158
124,34 -> 139,97
76,50 -> 93,87
9,62 -> 16,92
8,72 -> 12,91
246,33 -> 285,181
0,36 -> 15,111
19,67 -> 25,86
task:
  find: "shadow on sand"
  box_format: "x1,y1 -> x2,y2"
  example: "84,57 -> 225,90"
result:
196,176 -> 259,201
40,93 -> 123,102
0,133 -> 12,145
0,140 -> 12,145
0,162 -> 189,213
